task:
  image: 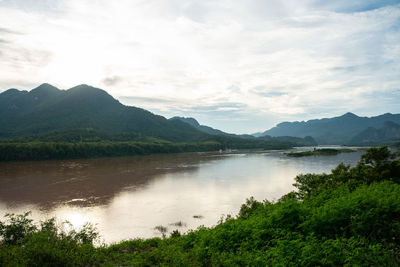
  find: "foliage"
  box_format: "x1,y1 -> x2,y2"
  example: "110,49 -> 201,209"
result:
1,146 -> 399,266
0,214 -> 99,266
238,196 -> 267,218
0,130 -> 303,161
293,146 -> 400,198
286,148 -> 355,157
0,128 -> 303,161
0,212 -> 36,245
0,140 -> 223,161
154,225 -> 168,238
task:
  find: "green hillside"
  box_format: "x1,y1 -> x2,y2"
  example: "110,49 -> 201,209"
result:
260,112 -> 400,145
170,117 -> 318,146
350,121 -> 400,145
0,84 -> 208,142
170,116 -> 254,138
0,84 -> 317,159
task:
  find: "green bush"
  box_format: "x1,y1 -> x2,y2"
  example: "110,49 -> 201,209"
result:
0,215 -> 99,266
293,146 -> 400,198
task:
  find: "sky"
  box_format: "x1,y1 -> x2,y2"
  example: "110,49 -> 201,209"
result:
0,0 -> 399,134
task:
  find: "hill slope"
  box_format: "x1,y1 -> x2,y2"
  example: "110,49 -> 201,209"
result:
350,121 -> 400,145
170,116 -> 317,146
259,112 -> 400,144
0,84 -> 208,142
169,116 -> 254,139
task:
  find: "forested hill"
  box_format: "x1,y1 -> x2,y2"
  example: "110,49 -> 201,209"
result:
350,121 -> 400,145
0,83 -> 209,142
259,112 -> 400,144
169,117 -> 318,146
0,83 -> 317,150
169,116 -> 254,139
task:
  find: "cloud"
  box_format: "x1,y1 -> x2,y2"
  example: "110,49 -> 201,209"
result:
102,76 -> 123,86
120,95 -> 246,114
0,27 -> 21,34
312,0 -> 400,13
0,0 -> 66,13
0,23 -> 52,89
0,0 -> 399,133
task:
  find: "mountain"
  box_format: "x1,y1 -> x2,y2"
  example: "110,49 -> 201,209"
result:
169,116 -> 254,139
170,116 -> 229,136
251,132 -> 264,138
349,121 -> 400,145
0,84 -> 307,150
0,84 -> 209,142
170,116 -> 317,146
259,112 -> 400,144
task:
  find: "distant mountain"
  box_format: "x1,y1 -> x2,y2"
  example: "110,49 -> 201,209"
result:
251,132 -> 264,138
170,116 -> 230,136
349,121 -> 400,145
259,112 -> 400,144
0,83 -> 332,149
170,116 -> 317,146
0,84 -> 209,142
0,84 -> 306,151
169,116 -> 254,139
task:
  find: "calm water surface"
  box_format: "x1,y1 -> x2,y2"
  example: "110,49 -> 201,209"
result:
0,147 -> 364,243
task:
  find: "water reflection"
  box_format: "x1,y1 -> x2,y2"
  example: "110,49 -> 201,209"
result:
0,149 -> 364,243
0,153 -> 214,208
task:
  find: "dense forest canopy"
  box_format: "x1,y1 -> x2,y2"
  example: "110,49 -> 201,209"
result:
0,128 -> 317,161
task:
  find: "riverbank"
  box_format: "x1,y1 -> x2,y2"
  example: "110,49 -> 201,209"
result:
1,147 -> 399,266
0,140 -> 222,161
0,138 -> 298,162
285,148 -> 357,157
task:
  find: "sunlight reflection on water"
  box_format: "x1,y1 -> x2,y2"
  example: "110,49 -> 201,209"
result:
0,148 -> 364,243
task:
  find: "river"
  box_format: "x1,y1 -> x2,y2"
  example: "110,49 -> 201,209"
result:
0,147 -> 364,243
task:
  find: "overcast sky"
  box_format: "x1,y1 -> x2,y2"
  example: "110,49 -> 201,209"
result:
0,0 -> 399,133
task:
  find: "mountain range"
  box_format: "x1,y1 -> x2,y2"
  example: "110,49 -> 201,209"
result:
350,121 -> 400,145
1,83 -> 398,146
0,83 -> 315,148
257,112 -> 400,145
0,83 -> 208,142
170,116 -> 317,146
169,116 -> 254,139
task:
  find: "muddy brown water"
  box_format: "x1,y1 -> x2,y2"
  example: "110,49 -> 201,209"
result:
0,148 -> 364,243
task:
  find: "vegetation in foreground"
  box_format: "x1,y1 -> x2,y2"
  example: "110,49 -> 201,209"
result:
1,147 -> 399,266
285,148 -> 356,157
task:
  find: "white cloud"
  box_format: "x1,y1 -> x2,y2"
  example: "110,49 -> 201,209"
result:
0,0 -> 399,133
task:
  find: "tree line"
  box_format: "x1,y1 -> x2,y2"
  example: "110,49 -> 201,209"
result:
0,141 -> 222,161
